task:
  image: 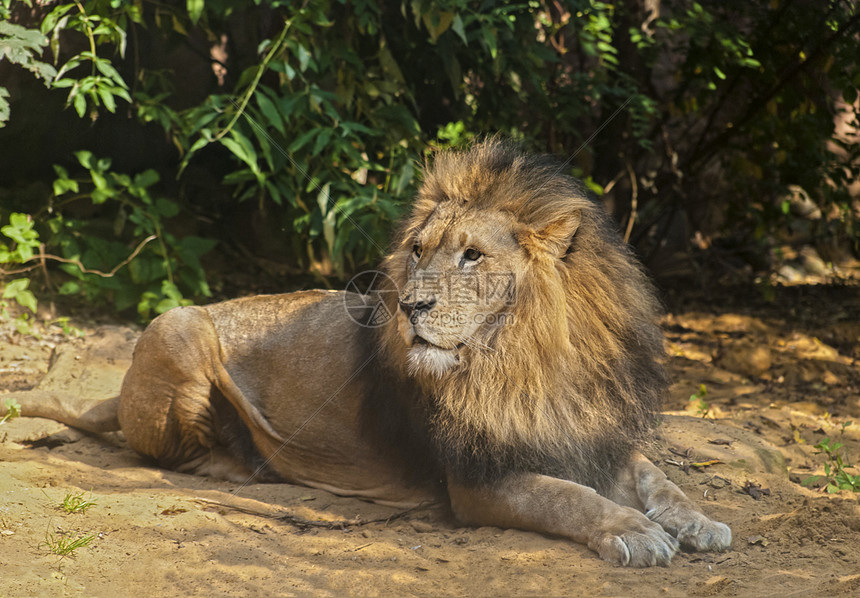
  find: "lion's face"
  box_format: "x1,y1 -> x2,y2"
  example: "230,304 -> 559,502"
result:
395,202 -> 524,378
375,140 -> 666,491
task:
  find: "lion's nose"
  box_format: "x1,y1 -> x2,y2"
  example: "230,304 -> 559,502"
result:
398,297 -> 437,317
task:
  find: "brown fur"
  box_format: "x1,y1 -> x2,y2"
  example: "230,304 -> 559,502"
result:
6,139 -> 731,566
379,139 -> 666,492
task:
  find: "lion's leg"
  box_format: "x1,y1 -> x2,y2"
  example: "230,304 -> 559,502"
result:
607,452 -> 732,552
118,306 -> 262,483
447,472 -> 679,567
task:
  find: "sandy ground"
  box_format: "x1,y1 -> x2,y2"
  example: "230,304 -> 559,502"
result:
1,286 -> 859,598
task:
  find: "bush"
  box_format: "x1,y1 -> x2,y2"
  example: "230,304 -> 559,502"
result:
0,0 -> 857,321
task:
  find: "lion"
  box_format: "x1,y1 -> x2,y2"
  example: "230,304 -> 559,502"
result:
5,140 -> 730,566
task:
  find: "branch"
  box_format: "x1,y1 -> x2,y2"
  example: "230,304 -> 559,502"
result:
214,19 -> 292,141
623,161 -> 639,244
686,9 -> 860,171
0,235 -> 157,279
193,497 -> 431,530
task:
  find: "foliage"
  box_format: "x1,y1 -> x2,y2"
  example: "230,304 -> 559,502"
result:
44,530 -> 95,557
60,490 -> 97,515
0,213 -> 41,334
41,489 -> 98,556
0,13 -> 57,126
688,383 -> 710,418
0,397 -> 21,425
171,3 -> 417,276
802,436 -> 860,493
0,0 -> 857,319
50,151 -> 215,318
44,0 -> 133,120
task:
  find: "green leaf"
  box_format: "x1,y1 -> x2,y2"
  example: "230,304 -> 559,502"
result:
58,281 -> 80,295
311,128 -> 333,156
54,57 -> 83,81
73,92 -> 87,118
51,78 -> 75,89
451,14 -> 467,45
111,85 -> 132,103
0,22 -> 51,75
179,136 -> 212,175
422,10 -> 453,43
220,130 -> 261,179
155,198 -> 180,218
187,0 -> 204,24
255,89 -> 285,136
265,180 -> 283,205
178,235 -> 217,257
99,87 -> 117,112
395,160 -> 414,196
296,44 -> 312,72
2,279 -> 37,313
137,291 -> 159,319
40,4 -> 74,36
2,397 -> 21,422
2,278 -> 29,297
14,288 -> 37,313
288,128 -> 318,153
94,58 -> 126,87
52,176 -> 78,196
133,169 -> 160,189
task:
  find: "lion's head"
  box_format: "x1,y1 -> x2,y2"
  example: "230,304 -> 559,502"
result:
378,140 -> 667,491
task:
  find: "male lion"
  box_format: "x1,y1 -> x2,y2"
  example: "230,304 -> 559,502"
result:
6,140 -> 730,566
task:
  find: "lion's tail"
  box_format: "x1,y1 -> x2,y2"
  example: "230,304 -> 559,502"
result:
2,391 -> 121,434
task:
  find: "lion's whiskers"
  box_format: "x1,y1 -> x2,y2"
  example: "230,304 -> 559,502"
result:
455,334 -> 495,353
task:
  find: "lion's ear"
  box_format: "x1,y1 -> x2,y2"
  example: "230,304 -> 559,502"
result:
518,211 -> 582,259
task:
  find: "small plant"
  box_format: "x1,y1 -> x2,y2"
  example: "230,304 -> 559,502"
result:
1,213 -> 42,335
0,19 -> 57,127
802,437 -> 860,493
48,316 -> 84,338
44,530 -> 95,557
43,0 -> 132,119
689,384 -> 711,418
50,152 -> 215,319
0,397 -> 20,425
60,491 -> 97,515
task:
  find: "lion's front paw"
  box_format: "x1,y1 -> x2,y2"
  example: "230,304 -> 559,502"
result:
647,506 -> 732,552
590,507 -> 679,567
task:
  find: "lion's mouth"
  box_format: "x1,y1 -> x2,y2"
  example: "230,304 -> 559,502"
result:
407,336 -> 463,377
412,335 -> 465,351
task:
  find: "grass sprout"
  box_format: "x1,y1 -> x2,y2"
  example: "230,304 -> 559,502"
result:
44,531 -> 95,557
60,490 -> 97,514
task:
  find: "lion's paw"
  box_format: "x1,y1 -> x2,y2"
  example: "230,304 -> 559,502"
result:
590,508 -> 679,567
646,506 -> 732,552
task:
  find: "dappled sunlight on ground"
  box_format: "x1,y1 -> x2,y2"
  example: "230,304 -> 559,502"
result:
1,282 -> 859,596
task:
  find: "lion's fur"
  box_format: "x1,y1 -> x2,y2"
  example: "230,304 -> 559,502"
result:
379,140 -> 667,492
6,139 -> 733,565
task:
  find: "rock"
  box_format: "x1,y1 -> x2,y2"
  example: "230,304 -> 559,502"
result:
715,341 -> 772,379
653,415 -> 788,477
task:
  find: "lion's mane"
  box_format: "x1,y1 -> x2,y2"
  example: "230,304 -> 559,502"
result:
378,140 -> 667,494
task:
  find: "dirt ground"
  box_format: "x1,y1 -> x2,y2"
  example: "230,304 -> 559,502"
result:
1,281 -> 859,598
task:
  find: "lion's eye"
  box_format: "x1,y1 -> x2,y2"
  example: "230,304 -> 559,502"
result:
463,248 -> 483,262
412,243 -> 422,260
